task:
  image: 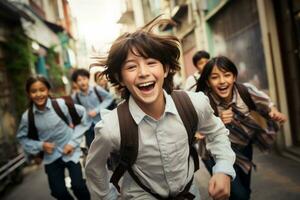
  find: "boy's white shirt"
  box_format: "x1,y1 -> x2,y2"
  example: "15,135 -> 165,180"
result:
85,91 -> 235,200
184,72 -> 201,91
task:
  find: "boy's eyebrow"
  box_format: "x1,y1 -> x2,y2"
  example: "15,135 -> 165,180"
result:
124,59 -> 136,63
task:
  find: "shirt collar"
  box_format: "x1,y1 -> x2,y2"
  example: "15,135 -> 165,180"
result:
209,85 -> 238,108
193,71 -> 201,79
128,90 -> 177,124
32,98 -> 51,113
79,86 -> 93,96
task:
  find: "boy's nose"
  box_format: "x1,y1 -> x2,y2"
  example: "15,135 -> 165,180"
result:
219,75 -> 225,83
138,64 -> 149,76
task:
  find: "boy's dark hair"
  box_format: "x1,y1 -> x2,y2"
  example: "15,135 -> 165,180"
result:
196,56 -> 238,92
93,17 -> 181,99
26,75 -> 51,93
192,50 -> 210,67
71,68 -> 90,82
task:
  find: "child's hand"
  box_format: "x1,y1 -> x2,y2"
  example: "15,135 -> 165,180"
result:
220,108 -> 234,124
269,106 -> 287,123
195,131 -> 205,141
43,142 -> 55,154
88,111 -> 97,117
208,173 -> 231,200
63,144 -> 74,155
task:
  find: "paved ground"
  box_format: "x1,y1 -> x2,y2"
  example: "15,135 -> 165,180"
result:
2,149 -> 300,200
195,149 -> 300,200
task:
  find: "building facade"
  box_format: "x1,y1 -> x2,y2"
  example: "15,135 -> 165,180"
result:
119,0 -> 300,158
0,0 -> 79,191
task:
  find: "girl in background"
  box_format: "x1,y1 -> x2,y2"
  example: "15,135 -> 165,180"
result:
196,56 -> 286,200
17,75 -> 90,200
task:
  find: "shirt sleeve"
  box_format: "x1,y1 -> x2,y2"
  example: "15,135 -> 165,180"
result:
68,104 -> 90,147
243,82 -> 274,108
85,113 -> 119,200
189,91 -> 236,179
94,86 -> 114,113
184,75 -> 197,91
16,111 -> 44,155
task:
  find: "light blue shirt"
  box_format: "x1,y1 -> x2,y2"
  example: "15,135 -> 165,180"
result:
72,85 -> 114,124
17,98 -> 89,165
85,91 -> 236,200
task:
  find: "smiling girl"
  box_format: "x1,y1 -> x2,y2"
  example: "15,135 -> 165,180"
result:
196,56 -> 287,200
17,76 -> 90,200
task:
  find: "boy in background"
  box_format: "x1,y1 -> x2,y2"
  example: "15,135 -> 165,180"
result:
71,69 -> 114,148
184,50 -> 210,91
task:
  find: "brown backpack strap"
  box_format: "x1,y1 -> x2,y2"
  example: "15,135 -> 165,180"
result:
51,99 -> 69,126
27,106 -> 44,163
61,96 -> 82,126
94,86 -> 103,103
28,106 -> 38,140
110,101 -> 139,192
235,83 -> 256,111
171,90 -> 199,172
75,93 -> 82,105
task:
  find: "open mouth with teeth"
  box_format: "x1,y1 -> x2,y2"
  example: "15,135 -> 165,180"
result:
36,98 -> 46,103
217,85 -> 229,94
137,81 -> 155,92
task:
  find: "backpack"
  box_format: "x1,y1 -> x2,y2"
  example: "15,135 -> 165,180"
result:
110,90 -> 199,200
27,96 -> 82,163
75,86 -> 117,110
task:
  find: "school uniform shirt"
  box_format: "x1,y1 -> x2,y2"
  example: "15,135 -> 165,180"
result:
72,85 -> 114,125
208,83 -> 274,173
17,98 -> 89,165
85,90 -> 236,200
184,72 -> 200,92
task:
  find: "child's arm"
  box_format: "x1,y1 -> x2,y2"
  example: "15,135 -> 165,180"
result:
85,115 -> 119,199
243,83 -> 287,123
269,106 -> 287,123
16,111 -> 44,155
194,93 -> 235,177
191,92 -> 235,199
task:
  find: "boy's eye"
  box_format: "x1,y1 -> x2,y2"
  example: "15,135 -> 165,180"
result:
224,73 -> 232,77
147,61 -> 157,65
210,75 -> 218,80
30,89 -> 37,93
146,59 -> 159,65
124,65 -> 136,70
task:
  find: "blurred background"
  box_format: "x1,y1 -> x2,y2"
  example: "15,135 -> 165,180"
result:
0,0 -> 299,199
